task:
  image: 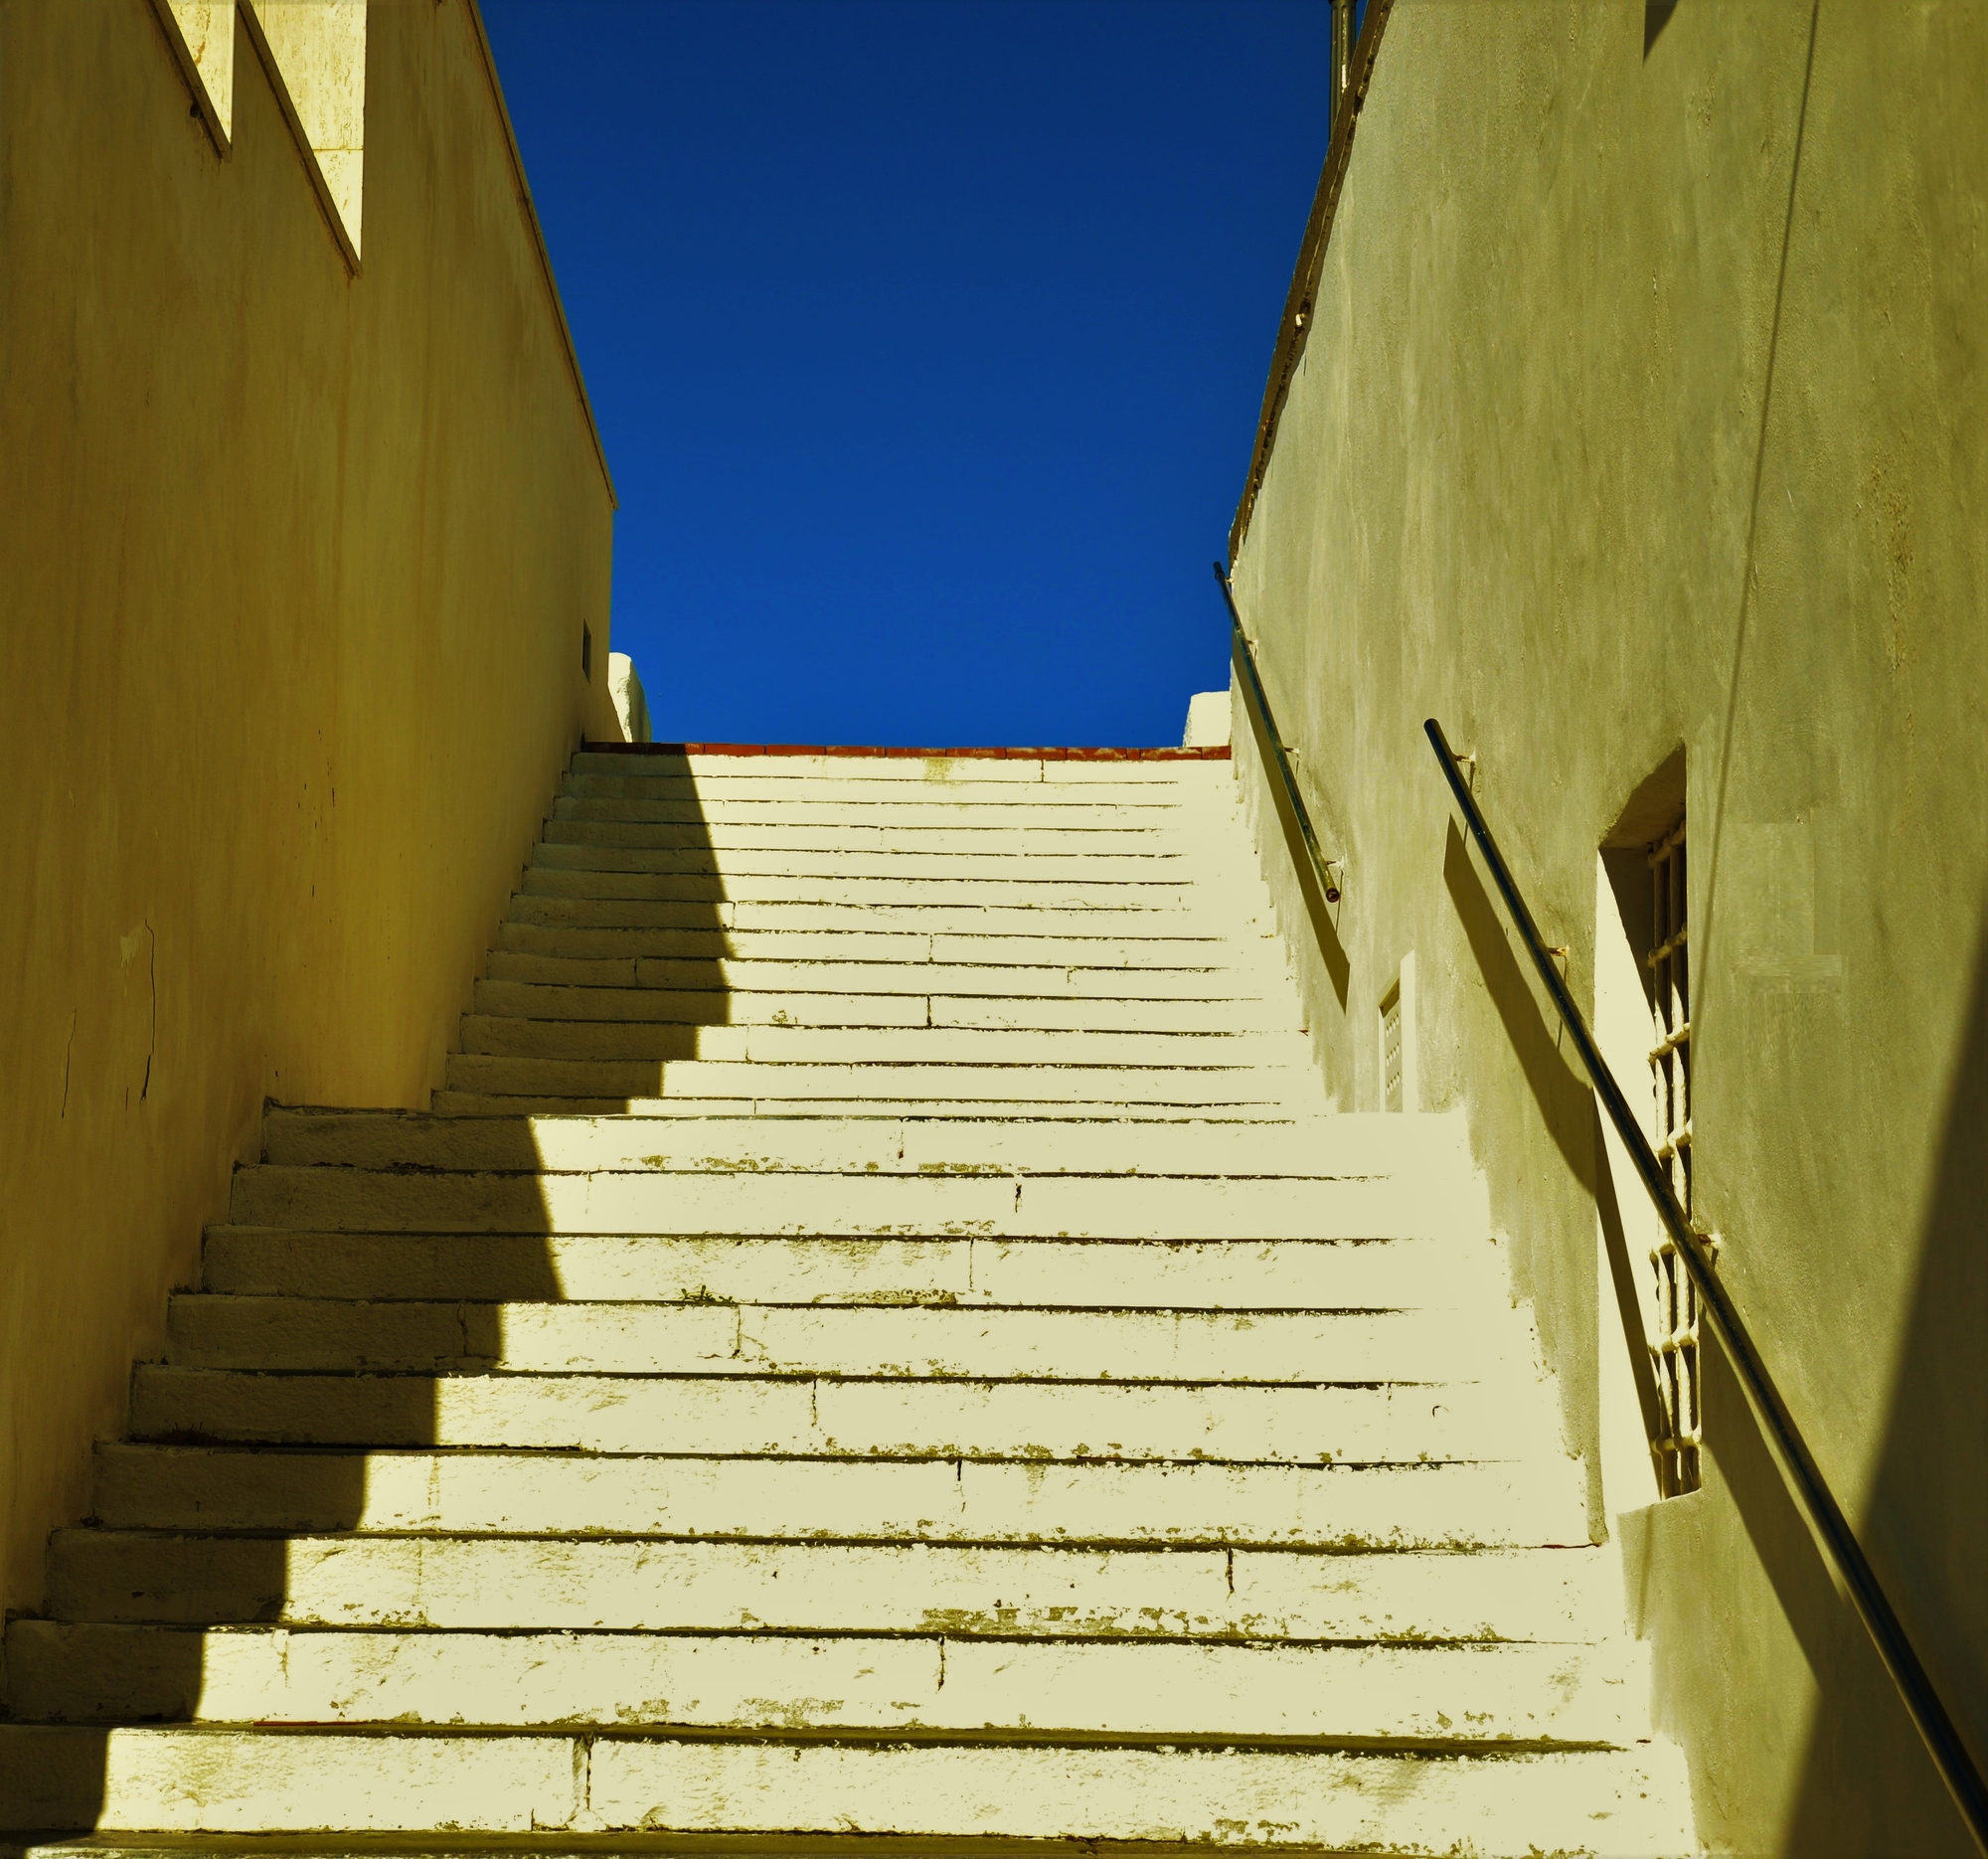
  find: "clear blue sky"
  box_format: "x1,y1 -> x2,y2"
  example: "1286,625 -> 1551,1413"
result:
480,0 -> 1329,748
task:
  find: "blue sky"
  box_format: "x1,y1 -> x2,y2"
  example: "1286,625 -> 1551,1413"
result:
480,0 -> 1330,747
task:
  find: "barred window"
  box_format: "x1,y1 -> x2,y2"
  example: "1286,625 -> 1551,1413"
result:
1647,817 -> 1699,1495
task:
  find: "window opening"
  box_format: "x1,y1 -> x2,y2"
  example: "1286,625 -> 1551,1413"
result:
1647,815 -> 1699,1494
1379,980 -> 1404,1113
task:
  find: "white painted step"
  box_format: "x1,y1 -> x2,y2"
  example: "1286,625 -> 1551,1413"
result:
225,1166 -> 1449,1239
454,1018 -> 1303,1067
200,1229 -> 1496,1307
517,869 -> 1202,910
542,816 -> 1214,851
438,1056 -> 1315,1108
255,1106 -> 1453,1176
91,1444 -> 1585,1544
489,958 -> 1280,1002
482,951 -> 1280,997
0,1725 -> 1697,1850
533,842 -> 1206,881
167,1297 -> 1537,1385
129,1364 -> 1529,1461
505,898 -> 1246,935
430,1091 -> 1304,1120
45,1533 -> 1618,1638
553,794 -> 1196,826
471,980 -> 1293,1034
493,922 -> 1254,966
9,1620 -> 1643,1742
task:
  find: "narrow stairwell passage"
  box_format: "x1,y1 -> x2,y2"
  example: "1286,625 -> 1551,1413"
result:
1,747 -> 1696,1856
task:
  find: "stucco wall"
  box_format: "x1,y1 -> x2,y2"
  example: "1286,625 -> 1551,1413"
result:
0,0 -> 616,1618
1229,1 -> 1986,1851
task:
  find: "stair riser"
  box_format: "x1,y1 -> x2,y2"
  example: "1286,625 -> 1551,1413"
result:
256,1110 -> 1429,1176
131,1366 -> 1525,1462
481,954 -> 1276,999
470,982 -> 1291,1035
228,1168 -> 1451,1240
167,1297 -> 1528,1385
534,843 -> 1210,879
455,1018 -> 1303,1067
430,1093 -> 1303,1120
92,1447 -> 1581,1545
519,870 -> 1207,911
8,1620 -> 1636,1741
493,923 -> 1251,966
542,819 -> 1216,853
552,796 -> 1197,828
0,1727 -> 1696,1850
507,898 -> 1247,934
564,768 -> 1231,799
200,1232 -> 1494,1309
46,1535 -> 1617,1639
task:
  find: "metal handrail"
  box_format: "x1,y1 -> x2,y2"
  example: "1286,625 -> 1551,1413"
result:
1423,716 -> 1988,1854
1212,566 -> 1341,904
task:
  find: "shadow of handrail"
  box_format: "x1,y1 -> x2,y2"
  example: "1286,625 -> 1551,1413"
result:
1212,566 -> 1342,907
1422,714 -> 1988,1855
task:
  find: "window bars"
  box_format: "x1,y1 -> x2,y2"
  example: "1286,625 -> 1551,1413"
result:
1380,980 -> 1405,1113
1647,819 -> 1699,1495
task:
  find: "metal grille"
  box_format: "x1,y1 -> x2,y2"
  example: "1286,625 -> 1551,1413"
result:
1380,981 -> 1404,1113
1647,817 -> 1699,1495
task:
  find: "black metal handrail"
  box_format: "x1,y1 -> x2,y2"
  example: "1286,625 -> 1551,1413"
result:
1212,566 -> 1341,904
1423,716 -> 1988,1854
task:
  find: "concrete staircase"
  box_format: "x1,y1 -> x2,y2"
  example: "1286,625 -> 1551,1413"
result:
0,747 -> 1696,1855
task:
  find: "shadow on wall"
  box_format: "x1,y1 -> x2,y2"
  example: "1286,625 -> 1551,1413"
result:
1440,822 -> 1595,1193
1236,659 -> 1349,1013
5,750 -> 729,1832
1776,896 -> 1988,1856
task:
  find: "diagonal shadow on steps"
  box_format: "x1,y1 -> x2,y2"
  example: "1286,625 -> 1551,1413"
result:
0,746 -> 730,1837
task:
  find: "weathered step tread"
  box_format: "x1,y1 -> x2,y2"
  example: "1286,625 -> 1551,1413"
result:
0,1725 -> 1700,1852
43,1532 -> 1624,1639
90,1444 -> 1586,1545
129,1364 -> 1533,1465
8,1619 -> 1643,1743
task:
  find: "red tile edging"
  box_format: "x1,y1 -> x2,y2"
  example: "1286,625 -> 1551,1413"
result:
582,742 -> 1232,761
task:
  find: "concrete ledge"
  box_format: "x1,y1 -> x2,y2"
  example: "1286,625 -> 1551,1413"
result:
583,744 -> 1234,761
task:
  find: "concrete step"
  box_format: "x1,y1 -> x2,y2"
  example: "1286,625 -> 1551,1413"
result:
427,1092 -> 1301,1121
561,769 -> 1230,801
515,869 -> 1203,911
0,1724 -> 1697,1850
7,1620 -> 1642,1743
552,793 -> 1196,826
224,1167 -> 1455,1239
201,1229 -> 1491,1307
470,981 -> 1292,1035
437,1056 -> 1314,1108
165,1297 -> 1531,1383
493,922 -> 1253,966
255,1107 -> 1447,1176
44,1532 -> 1618,1637
542,817 -> 1215,852
504,898 -> 1248,936
481,951 -> 1276,998
90,1445 -> 1586,1545
453,1018 -> 1303,1069
129,1365 -> 1528,1461
533,843 -> 1205,881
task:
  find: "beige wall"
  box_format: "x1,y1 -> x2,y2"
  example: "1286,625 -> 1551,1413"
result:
0,0 -> 616,1617
1229,1 -> 1986,1851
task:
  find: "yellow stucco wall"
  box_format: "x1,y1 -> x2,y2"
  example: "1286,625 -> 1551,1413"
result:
1230,2 -> 1986,1851
0,0 -> 616,1617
